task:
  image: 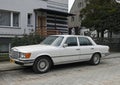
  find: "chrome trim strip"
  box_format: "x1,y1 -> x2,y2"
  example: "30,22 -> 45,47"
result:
54,58 -> 90,65
52,53 -> 93,58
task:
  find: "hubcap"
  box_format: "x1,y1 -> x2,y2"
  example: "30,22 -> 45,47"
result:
40,62 -> 46,69
94,54 -> 100,64
37,59 -> 49,72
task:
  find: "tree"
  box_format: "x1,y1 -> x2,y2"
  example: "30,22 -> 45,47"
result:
80,0 -> 120,38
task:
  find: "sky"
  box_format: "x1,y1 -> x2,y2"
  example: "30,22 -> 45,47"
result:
68,0 -> 75,12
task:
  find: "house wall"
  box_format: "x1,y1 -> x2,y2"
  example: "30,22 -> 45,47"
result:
0,0 -> 68,52
0,0 -> 68,37
46,0 -> 68,34
47,0 -> 68,12
0,0 -> 47,37
68,0 -> 85,28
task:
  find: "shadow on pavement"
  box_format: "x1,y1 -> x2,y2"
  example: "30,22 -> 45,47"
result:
21,61 -> 91,74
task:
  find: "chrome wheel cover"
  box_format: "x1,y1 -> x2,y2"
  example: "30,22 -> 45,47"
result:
37,59 -> 49,72
93,54 -> 100,64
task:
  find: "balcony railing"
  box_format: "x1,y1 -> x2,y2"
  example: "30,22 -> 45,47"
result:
36,28 -> 61,36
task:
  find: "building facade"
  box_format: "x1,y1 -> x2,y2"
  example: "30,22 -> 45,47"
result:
69,0 -> 120,38
0,0 -> 69,52
68,0 -> 86,35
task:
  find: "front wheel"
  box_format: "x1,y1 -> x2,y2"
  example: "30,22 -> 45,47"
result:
89,53 -> 101,65
33,57 -> 52,73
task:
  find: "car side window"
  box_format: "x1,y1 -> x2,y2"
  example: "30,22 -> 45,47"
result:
78,37 -> 93,46
65,37 -> 78,46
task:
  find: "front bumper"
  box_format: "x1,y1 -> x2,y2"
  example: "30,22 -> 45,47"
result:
10,58 -> 34,66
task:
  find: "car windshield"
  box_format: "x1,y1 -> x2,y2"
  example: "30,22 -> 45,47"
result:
41,36 -> 64,46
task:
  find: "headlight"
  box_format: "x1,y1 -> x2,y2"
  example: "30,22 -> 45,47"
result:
20,53 -> 31,58
20,53 -> 25,58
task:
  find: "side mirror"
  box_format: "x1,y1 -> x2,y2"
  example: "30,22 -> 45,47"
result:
63,44 -> 68,48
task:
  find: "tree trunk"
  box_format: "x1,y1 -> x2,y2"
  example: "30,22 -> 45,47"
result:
101,30 -> 104,38
97,30 -> 100,38
109,31 -> 112,38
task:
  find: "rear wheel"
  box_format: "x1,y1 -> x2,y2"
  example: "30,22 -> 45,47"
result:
90,53 -> 101,65
33,57 -> 52,73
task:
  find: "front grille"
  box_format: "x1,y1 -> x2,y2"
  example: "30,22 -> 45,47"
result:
10,50 -> 20,59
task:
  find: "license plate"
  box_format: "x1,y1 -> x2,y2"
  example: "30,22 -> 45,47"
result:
10,59 -> 15,63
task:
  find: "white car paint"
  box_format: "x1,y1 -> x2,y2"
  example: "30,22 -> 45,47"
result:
10,35 -> 110,66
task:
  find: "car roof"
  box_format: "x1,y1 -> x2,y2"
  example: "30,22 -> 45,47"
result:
51,35 -> 90,38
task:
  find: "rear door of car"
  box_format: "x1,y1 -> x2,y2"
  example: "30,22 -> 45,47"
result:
78,37 -> 95,60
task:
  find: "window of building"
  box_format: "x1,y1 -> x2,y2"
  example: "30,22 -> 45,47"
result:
0,10 -> 10,26
78,2 -> 82,8
71,16 -> 74,22
0,10 -> 19,27
78,37 -> 93,46
13,13 -> 19,27
27,14 -> 32,26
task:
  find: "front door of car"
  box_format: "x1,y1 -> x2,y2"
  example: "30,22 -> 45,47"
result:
55,37 -> 80,64
78,37 -> 95,60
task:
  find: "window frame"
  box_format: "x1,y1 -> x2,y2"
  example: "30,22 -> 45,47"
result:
78,37 -> 93,46
13,12 -> 19,27
0,10 -> 20,28
64,37 -> 78,47
0,10 -> 11,26
27,13 -> 32,26
78,2 -> 82,8
71,16 -> 74,22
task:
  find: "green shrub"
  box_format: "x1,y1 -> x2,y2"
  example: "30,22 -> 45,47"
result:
11,34 -> 45,47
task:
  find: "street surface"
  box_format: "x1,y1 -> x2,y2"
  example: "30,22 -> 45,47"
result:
0,53 -> 120,85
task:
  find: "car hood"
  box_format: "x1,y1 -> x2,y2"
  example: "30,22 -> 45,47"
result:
12,44 -> 56,53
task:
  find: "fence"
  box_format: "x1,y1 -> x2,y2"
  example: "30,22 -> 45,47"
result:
0,53 -> 9,61
0,38 -> 120,61
0,43 -> 11,61
93,38 -> 120,52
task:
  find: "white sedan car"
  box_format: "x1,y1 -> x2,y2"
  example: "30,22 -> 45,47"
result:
10,35 -> 109,73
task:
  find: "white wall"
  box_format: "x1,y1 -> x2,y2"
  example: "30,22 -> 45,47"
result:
0,0 -> 47,36
0,0 -> 68,37
49,0 -> 68,5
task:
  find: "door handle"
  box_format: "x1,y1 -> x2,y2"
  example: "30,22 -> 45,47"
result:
91,48 -> 94,50
76,49 -> 80,50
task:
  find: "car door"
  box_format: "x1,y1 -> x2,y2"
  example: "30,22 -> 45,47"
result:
54,37 -> 80,64
78,37 -> 95,60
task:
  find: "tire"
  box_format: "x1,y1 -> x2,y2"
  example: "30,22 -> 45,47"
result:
89,53 -> 101,65
33,56 -> 52,73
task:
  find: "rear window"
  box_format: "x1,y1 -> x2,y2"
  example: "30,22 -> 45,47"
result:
78,37 -> 93,46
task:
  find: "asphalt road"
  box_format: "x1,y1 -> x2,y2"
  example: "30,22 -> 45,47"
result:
0,56 -> 120,85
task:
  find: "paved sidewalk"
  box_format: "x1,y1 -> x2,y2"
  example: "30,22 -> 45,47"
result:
0,61 -> 24,72
104,52 -> 120,59
0,52 -> 120,72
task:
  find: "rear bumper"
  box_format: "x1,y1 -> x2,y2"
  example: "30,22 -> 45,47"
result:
102,52 -> 110,57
